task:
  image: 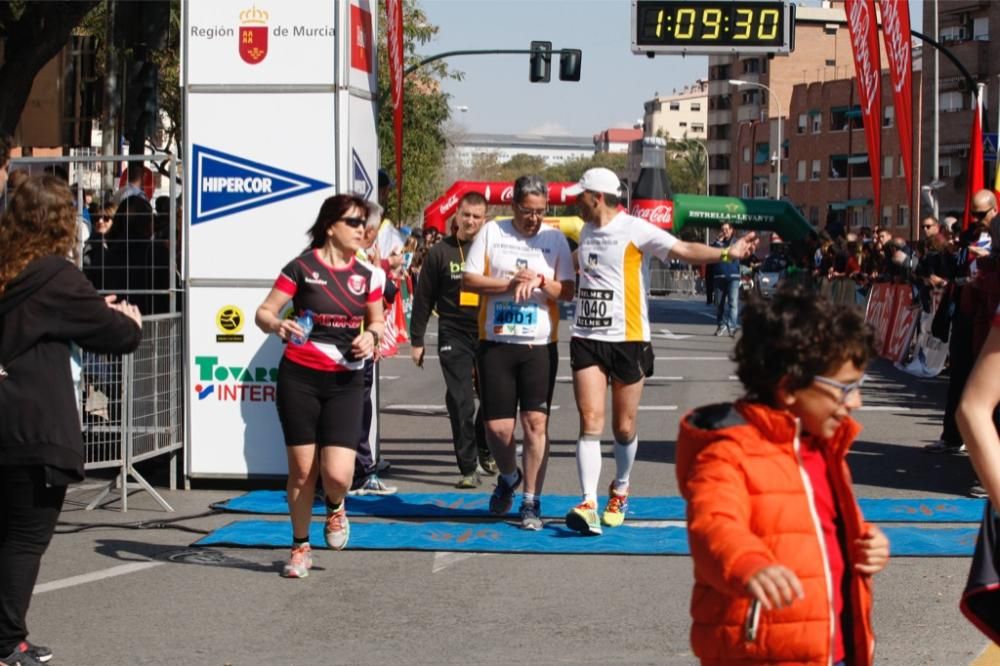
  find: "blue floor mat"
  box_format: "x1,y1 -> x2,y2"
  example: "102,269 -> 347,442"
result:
213,490 -> 985,523
193,519 -> 979,557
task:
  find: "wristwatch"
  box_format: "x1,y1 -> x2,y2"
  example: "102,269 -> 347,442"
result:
368,329 -> 381,347
720,247 -> 730,262
538,274 -> 547,289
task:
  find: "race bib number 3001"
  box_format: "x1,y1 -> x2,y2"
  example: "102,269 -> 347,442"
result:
493,301 -> 539,337
576,288 -> 613,328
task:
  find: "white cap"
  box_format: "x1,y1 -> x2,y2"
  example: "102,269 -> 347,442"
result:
564,167 -> 622,197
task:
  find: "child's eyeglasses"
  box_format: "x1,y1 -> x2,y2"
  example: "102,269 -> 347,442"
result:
812,374 -> 866,405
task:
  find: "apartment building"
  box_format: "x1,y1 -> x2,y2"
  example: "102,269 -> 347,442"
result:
920,0 -> 1000,215
785,66 -> 921,237
706,1 -> 884,202
642,81 -> 708,140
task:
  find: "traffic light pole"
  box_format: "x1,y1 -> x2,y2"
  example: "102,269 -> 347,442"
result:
377,48 -> 579,108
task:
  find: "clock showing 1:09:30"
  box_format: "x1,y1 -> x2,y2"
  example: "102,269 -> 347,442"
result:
632,0 -> 794,54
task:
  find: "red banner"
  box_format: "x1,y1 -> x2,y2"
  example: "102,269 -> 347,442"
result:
845,0 -> 882,215
964,87 -> 985,229
865,283 -> 918,362
880,0 -> 912,203
386,0 -> 404,215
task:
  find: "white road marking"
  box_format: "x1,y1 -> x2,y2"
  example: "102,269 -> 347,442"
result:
34,561 -> 164,594
555,375 -> 683,382
65,482 -> 112,495
385,404 -> 446,410
655,328 -> 692,340
637,405 -> 679,411
696,312 -> 717,321
857,406 -> 912,412
432,551 -> 486,573
379,375 -> 400,380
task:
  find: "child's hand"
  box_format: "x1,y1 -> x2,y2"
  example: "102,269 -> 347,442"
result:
746,565 -> 805,610
854,525 -> 890,575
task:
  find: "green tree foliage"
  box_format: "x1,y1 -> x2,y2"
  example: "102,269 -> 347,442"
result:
0,1 -> 100,136
666,136 -> 707,195
377,0 -> 459,225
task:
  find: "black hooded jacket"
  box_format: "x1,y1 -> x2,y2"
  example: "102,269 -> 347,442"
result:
0,256 -> 142,479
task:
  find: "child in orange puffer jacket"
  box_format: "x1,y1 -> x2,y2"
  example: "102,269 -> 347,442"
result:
676,286 -> 890,666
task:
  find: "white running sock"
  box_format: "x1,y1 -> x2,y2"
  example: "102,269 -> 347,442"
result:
613,435 -> 638,489
522,492 -> 537,504
576,436 -> 602,503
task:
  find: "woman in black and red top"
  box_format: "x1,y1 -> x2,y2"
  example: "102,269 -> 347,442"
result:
255,194 -> 385,579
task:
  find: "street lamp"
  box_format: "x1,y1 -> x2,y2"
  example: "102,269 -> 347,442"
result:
729,79 -> 784,200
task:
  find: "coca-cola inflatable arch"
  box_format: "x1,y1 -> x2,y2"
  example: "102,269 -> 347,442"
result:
423,181 -> 580,233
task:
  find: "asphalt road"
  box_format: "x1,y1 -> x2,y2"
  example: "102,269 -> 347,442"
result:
30,296 -> 990,665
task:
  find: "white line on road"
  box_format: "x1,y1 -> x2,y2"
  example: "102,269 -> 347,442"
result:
555,375 -> 683,382
34,561 -> 164,594
378,376 -> 400,380
857,406 -> 912,412
65,482 -> 112,495
637,405 -> 679,411
385,404 -> 446,410
432,551 -> 487,573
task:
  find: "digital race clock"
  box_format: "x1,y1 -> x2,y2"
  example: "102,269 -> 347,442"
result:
631,0 -> 794,55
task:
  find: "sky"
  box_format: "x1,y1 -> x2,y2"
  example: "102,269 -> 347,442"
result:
417,0 -> 924,138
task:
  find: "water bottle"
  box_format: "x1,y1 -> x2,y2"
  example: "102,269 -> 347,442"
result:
290,309 -> 314,345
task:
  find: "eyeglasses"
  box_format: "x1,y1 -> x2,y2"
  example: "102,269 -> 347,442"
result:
812,374 -> 866,405
971,208 -> 994,220
338,217 -> 367,228
515,204 -> 547,219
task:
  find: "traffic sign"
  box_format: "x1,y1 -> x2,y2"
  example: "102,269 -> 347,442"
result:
984,133 -> 998,162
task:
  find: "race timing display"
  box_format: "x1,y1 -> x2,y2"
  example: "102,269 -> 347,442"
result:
631,0 -> 794,55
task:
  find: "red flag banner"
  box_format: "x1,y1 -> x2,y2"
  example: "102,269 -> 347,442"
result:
386,0 -> 404,215
845,0 -> 882,215
964,87 -> 985,229
880,0 -> 913,202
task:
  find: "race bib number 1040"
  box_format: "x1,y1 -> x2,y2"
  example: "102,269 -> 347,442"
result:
576,288 -> 613,328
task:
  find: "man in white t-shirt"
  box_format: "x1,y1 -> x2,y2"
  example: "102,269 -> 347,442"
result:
462,174 -> 575,530
564,167 -> 757,535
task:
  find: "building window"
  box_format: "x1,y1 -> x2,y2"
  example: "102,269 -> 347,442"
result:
743,58 -> 761,74
741,183 -> 751,198
974,16 -> 989,41
811,114 -> 822,133
829,154 -> 871,179
882,206 -> 893,227
669,101 -> 680,111
940,91 -> 964,112
743,146 -> 751,163
883,105 -> 894,128
710,124 -> 730,140
797,114 -> 807,134
754,142 -> 770,165
797,160 -> 806,181
752,176 -> 769,198
830,106 -> 863,131
882,155 -> 894,178
940,25 -> 966,43
691,123 -> 705,133
741,90 -> 760,105
710,155 -> 730,170
898,157 -> 905,177
714,64 -> 731,80
897,205 -> 909,228
690,102 -> 701,112
679,121 -> 688,127
939,156 -> 956,178
811,160 -> 821,180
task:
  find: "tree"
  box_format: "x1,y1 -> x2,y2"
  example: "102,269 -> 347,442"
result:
377,0 -> 460,225
666,135 -> 707,195
0,1 -> 100,136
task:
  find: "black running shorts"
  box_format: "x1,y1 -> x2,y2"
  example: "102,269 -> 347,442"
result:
570,337 -> 654,385
476,341 -> 558,420
276,357 -> 364,448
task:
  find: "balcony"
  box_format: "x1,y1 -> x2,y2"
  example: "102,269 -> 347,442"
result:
737,104 -> 763,122
709,169 -> 730,185
708,79 -> 731,96
708,109 -> 732,125
940,40 -> 990,79
708,140 -> 732,154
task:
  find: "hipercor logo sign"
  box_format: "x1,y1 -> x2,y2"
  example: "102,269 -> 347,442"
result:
192,144 -> 332,224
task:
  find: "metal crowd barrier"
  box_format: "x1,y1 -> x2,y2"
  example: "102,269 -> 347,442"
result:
81,313 -> 183,511
649,259 -> 704,296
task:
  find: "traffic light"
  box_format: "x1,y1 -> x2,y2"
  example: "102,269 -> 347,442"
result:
559,49 -> 582,81
124,60 -> 159,144
529,41 -> 551,83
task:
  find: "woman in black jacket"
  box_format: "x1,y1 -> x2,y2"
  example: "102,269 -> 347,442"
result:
0,175 -> 142,666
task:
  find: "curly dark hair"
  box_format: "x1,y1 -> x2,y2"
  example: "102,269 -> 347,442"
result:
306,194 -> 372,249
0,135 -> 11,168
733,285 -> 874,404
0,175 -> 77,296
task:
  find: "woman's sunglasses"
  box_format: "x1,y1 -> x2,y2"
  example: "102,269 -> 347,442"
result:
338,217 -> 367,228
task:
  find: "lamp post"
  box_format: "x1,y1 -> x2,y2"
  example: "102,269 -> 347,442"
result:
729,79 -> 784,200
